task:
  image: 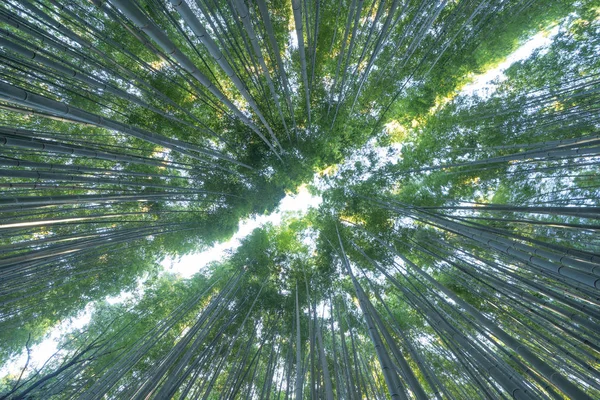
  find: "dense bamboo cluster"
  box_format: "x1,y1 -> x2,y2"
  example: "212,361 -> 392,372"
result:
0,0 -> 599,399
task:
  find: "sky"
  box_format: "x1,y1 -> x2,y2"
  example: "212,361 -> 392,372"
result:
163,185 -> 323,279
0,187 -> 322,378
0,303 -> 93,378
0,24 -> 560,380
461,25 -> 559,98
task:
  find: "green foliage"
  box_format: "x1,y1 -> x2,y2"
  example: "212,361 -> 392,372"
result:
1,0 -> 599,399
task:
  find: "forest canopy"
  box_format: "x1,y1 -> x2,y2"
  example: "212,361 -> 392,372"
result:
0,0 -> 599,398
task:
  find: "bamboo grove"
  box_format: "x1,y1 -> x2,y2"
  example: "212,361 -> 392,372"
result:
0,0 -> 599,398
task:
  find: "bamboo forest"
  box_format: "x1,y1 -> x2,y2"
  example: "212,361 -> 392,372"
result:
1,0 -> 600,398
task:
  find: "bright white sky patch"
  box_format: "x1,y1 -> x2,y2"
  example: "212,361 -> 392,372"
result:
0,304 -> 93,379
461,25 -> 559,98
164,186 -> 322,278
289,30 -> 298,49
